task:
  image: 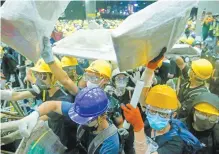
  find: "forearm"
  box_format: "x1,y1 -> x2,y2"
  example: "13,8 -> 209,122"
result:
139,68 -> 154,106
37,101 -> 62,116
49,62 -> 78,95
134,129 -> 148,154
1,90 -> 34,101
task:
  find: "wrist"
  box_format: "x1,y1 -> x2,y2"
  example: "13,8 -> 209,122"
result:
1,90 -> 13,100
141,68 -> 154,87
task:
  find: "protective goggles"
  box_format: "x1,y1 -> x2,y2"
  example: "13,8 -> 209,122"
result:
114,75 -> 129,87
63,66 -> 76,73
33,72 -> 50,80
83,72 -> 103,83
195,110 -> 219,123
146,105 -> 173,118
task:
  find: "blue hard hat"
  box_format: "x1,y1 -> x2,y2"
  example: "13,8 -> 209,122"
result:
68,87 -> 109,125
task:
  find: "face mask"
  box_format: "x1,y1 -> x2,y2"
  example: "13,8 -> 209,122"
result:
84,119 -> 98,132
192,113 -> 216,131
147,112 -> 170,130
115,87 -> 126,96
87,81 -> 99,88
35,79 -> 50,90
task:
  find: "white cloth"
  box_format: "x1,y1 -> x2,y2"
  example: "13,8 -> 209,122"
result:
18,111 -> 39,138
0,90 -> 12,100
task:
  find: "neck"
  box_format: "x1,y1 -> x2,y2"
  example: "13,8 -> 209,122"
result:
96,119 -> 109,133
48,86 -> 59,97
190,80 -> 203,88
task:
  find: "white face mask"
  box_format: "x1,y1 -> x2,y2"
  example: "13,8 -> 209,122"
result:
87,81 -> 99,88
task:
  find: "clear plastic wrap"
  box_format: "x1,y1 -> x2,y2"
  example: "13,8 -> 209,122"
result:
111,0 -> 198,71
1,0 -> 70,62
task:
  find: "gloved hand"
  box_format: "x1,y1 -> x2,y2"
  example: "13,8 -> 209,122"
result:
41,36 -> 54,64
121,104 -> 144,132
147,47 -> 166,70
118,128 -> 129,140
18,111 -> 39,138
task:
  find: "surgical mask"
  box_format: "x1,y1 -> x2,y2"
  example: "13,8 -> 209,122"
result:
192,111 -> 217,131
35,79 -> 50,90
146,112 -> 170,130
87,81 -> 99,88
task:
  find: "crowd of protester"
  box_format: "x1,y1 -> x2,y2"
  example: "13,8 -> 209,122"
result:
1,8 -> 219,154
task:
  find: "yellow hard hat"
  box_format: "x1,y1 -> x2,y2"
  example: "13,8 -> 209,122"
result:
191,59 -> 213,80
85,60 -> 112,78
31,57 -> 61,73
179,37 -> 187,44
186,37 -> 195,45
194,103 -> 219,116
61,56 -> 78,67
146,85 -> 180,110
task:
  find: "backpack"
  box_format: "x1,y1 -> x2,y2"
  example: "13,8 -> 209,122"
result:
162,119 -> 204,154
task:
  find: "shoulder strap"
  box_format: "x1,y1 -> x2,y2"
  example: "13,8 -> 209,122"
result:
77,125 -> 86,142
88,124 -> 118,154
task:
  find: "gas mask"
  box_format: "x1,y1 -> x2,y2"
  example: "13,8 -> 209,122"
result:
35,78 -> 51,90
192,111 -> 218,131
114,75 -> 128,96
84,119 -> 99,132
86,81 -> 99,88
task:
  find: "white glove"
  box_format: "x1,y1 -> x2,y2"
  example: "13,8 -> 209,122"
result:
0,90 -> 12,100
18,111 -> 39,138
140,68 -> 154,87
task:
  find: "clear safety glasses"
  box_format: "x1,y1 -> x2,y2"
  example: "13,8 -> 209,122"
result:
195,110 -> 219,123
63,66 -> 76,73
83,72 -> 103,84
115,75 -> 129,87
146,105 -> 173,118
33,72 -> 49,80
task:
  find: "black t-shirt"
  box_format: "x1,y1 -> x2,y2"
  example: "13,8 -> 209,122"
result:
156,61 -> 170,84
35,89 -> 76,150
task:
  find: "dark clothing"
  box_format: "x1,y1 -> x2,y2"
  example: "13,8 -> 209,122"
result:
178,65 -> 209,118
144,120 -> 184,154
209,70 -> 219,95
156,61 -> 170,84
183,92 -> 219,154
35,89 -> 76,151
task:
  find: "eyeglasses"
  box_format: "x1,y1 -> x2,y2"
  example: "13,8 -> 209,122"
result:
33,72 -> 49,80
146,105 -> 173,118
83,72 -> 103,84
195,110 -> 219,123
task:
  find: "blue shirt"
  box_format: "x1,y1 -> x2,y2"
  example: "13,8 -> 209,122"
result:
61,101 -> 120,154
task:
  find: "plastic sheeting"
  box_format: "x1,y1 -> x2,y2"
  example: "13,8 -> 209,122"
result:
111,0 -> 198,71
167,44 -> 201,57
1,0 -> 70,63
53,29 -> 117,61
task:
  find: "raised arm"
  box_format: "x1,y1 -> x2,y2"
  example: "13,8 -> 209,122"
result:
40,37 -> 78,95
1,90 -> 35,101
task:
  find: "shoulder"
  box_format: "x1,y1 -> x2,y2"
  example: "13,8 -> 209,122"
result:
157,135 -> 184,154
99,133 -> 120,154
61,101 -> 73,117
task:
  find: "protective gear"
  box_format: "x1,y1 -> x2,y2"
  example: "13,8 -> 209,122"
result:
35,78 -> 50,90
112,68 -> 129,87
193,112 -> 217,131
61,56 -> 78,67
86,81 -> 99,88
0,90 -> 12,100
68,87 -> 109,125
18,111 -> 39,137
112,68 -> 128,79
115,87 -> 126,96
85,60 -> 112,78
146,85 -> 180,110
186,37 -> 195,45
191,59 -> 213,80
31,58 -> 61,73
121,104 -> 144,132
194,103 -> 219,116
41,37 -> 55,64
146,112 -> 170,130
